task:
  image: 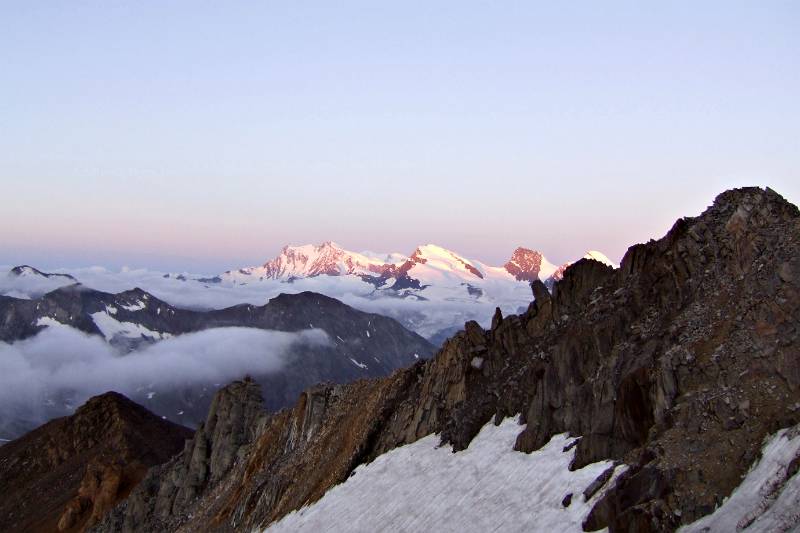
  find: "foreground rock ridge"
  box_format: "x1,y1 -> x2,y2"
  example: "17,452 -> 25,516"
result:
90,187 -> 799,532
0,392 -> 192,533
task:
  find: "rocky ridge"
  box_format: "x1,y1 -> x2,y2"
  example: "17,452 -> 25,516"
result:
0,392 -> 191,533
93,187 -> 800,532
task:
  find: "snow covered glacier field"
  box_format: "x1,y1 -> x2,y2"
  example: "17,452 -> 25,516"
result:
265,417 -> 626,533
265,418 -> 800,533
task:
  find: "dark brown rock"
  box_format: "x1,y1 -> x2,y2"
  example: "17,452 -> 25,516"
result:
583,465 -> 616,501
0,392 -> 191,533
504,247 -> 545,282
562,493 -> 573,507
491,307 -> 503,330
92,187 -> 800,533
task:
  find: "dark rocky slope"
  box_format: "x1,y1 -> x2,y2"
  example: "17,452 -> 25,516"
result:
0,392 -> 191,533
93,187 -> 799,532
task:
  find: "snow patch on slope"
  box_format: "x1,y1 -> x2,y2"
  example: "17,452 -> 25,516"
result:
120,300 -> 146,312
90,311 -> 171,342
538,256 -> 560,279
680,424 -> 800,532
265,416 -> 625,533
349,358 -> 368,370
36,317 -> 66,328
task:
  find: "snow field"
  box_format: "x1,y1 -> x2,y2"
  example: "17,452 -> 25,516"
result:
265,416 -> 625,533
680,424 -> 800,532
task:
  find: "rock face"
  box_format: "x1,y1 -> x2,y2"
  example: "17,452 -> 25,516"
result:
504,247 -> 545,282
93,187 -> 800,532
96,379 -> 268,533
0,392 -> 191,533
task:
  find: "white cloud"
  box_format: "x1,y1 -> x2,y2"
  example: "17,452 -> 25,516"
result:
0,325 -> 329,438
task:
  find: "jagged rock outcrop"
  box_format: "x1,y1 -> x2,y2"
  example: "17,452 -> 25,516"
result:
0,392 -> 191,533
504,247 -> 545,282
93,187 -> 800,532
97,379 -> 267,532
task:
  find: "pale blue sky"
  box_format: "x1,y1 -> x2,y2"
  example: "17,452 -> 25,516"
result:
1,2 -> 798,272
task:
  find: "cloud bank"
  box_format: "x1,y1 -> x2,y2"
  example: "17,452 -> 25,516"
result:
0,324 -> 329,439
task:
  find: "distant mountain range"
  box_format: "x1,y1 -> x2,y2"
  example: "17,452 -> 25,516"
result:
0,241 -> 615,439
1,243 -> 616,341
5,187 -> 797,533
221,243 -> 614,343
222,241 -> 615,289
5,189 -> 800,532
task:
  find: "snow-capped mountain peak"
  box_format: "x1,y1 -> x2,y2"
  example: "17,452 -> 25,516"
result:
262,241 -> 376,278
9,265 -> 76,282
3,244 -> 617,344
583,250 -> 617,268
546,250 -> 619,285
402,244 -> 485,280
226,242 -> 393,281
2,266 -> 79,299
214,242 -> 616,337
221,242 -> 615,290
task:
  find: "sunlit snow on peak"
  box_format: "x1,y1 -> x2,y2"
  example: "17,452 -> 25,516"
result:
583,250 -> 618,269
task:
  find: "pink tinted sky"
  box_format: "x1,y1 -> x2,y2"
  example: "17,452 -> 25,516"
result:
1,2 -> 798,272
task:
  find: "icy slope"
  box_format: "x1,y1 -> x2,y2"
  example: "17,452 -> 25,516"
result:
265,417 -> 625,533
680,424 -> 800,532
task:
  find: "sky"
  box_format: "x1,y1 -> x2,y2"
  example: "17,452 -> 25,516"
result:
1,1 -> 798,273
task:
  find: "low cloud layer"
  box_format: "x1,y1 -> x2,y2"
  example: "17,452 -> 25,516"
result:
0,325 -> 329,438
